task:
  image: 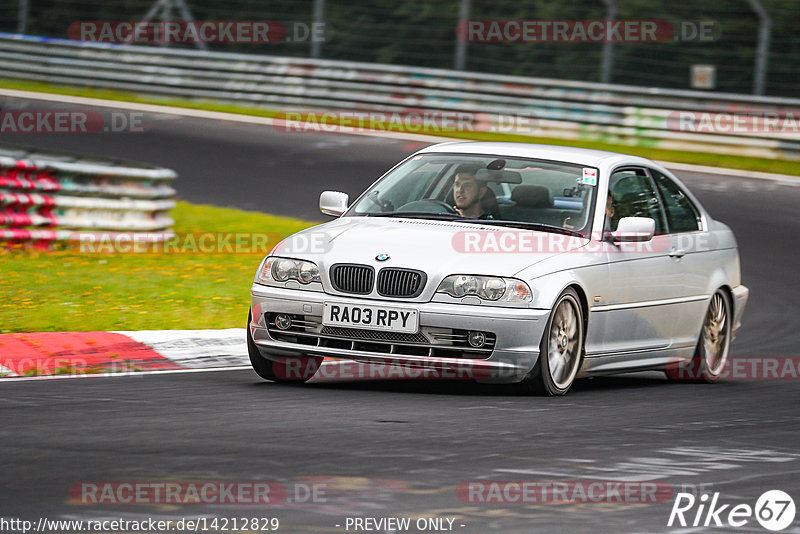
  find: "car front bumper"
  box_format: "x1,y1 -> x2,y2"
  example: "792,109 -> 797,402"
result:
250,284 -> 550,383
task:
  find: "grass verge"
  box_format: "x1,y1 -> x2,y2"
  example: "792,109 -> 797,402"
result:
0,202 -> 317,333
2,78 -> 799,176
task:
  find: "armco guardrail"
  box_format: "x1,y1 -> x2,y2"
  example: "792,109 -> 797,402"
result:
0,144 -> 176,246
1,33 -> 799,160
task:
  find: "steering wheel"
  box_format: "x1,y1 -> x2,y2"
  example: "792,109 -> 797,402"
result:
396,199 -> 458,214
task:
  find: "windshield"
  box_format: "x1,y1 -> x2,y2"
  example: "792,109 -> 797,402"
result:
346,153 -> 598,235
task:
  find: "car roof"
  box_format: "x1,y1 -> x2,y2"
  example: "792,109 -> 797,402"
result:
417,141 -> 656,169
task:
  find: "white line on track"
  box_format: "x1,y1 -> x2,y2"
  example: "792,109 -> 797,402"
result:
0,359 -> 355,383
0,88 -> 444,144
0,365 -> 254,383
2,87 -> 798,182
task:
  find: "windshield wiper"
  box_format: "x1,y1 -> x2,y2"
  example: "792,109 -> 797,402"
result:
454,219 -> 585,237
363,211 -> 463,220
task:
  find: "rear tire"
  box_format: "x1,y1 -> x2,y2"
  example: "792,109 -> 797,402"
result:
666,290 -> 731,383
521,288 -> 584,396
247,311 -> 322,383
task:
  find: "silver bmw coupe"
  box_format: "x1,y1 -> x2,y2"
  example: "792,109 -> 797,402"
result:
248,142 -> 748,395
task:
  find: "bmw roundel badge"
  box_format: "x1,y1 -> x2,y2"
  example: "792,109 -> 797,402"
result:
376,254 -> 390,262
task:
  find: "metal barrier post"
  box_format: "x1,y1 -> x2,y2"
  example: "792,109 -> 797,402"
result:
600,0 -> 617,84
745,0 -> 772,96
311,0 -> 325,59
16,0 -> 29,34
454,0 -> 471,71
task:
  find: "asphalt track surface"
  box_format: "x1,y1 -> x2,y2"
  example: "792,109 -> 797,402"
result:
2,96 -> 800,533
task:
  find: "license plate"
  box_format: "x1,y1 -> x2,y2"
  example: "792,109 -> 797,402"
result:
323,303 -> 419,333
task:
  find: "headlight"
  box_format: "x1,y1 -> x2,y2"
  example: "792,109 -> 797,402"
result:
297,262 -> 320,284
437,275 -> 532,303
257,257 -> 321,285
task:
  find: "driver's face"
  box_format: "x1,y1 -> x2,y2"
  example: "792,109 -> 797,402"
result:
454,173 -> 483,209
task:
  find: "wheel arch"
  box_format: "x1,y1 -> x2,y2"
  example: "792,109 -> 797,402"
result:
717,284 -> 734,317
706,266 -> 736,314
566,283 -> 590,327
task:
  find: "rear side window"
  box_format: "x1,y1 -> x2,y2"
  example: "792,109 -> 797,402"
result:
651,170 -> 700,233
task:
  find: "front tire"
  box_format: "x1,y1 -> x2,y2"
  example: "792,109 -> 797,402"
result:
521,288 -> 584,396
247,311 -> 322,383
667,290 -> 731,382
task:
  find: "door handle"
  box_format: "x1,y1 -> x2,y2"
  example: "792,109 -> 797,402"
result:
669,249 -> 686,258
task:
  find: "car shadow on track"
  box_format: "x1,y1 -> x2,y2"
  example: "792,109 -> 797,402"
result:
248,371 -> 699,396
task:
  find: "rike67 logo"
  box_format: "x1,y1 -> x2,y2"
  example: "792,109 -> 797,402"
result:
668,490 -> 796,531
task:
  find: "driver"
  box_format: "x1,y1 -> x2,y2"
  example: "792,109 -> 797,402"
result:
452,164 -> 495,220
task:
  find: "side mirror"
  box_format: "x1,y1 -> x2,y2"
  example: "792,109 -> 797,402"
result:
610,217 -> 655,243
320,191 -> 349,217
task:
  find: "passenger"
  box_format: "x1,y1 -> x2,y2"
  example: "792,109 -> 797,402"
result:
604,191 -> 616,232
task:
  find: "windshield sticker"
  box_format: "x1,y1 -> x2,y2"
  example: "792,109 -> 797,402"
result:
582,168 -> 598,186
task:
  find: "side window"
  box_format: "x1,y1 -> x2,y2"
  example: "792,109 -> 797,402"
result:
651,170 -> 701,233
609,168 -> 667,234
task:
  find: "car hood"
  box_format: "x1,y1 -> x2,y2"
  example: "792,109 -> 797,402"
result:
272,217 -> 589,278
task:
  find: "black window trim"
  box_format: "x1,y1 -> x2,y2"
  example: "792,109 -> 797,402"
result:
644,167 -> 703,235
609,166 -> 669,236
